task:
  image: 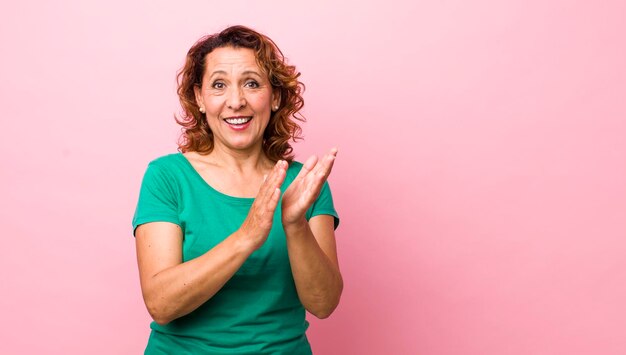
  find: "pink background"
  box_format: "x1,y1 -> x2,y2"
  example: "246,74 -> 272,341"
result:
1,0 -> 625,354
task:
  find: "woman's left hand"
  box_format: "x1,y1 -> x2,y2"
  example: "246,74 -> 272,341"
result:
281,148 -> 337,227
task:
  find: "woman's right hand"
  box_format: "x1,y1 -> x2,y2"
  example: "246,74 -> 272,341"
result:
238,160 -> 288,250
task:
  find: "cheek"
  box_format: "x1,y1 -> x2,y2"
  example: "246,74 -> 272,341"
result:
249,91 -> 272,108
205,94 -> 224,109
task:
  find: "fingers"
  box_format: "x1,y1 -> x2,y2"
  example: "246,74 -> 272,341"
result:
264,160 -> 287,199
257,160 -> 287,207
240,161 -> 290,248
291,154 -> 318,187
289,148 -> 338,192
293,148 -> 338,201
302,148 -> 337,199
321,148 -> 338,175
303,154 -> 319,171
267,187 -> 281,213
243,161 -> 286,242
311,148 -> 338,182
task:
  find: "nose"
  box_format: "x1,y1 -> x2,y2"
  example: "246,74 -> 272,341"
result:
226,86 -> 246,110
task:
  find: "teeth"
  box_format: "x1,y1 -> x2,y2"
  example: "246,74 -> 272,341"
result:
225,117 -> 251,125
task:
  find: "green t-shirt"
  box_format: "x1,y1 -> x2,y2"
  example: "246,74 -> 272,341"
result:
132,153 -> 339,355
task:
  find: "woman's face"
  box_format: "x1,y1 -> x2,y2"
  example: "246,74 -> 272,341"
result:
194,46 -> 280,154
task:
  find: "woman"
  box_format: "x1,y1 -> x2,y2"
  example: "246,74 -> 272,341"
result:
132,25 -> 342,354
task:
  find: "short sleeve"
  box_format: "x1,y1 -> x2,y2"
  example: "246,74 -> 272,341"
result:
132,162 -> 181,236
306,180 -> 340,230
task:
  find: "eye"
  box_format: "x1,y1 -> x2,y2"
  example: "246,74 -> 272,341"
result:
211,81 -> 225,89
245,80 -> 260,88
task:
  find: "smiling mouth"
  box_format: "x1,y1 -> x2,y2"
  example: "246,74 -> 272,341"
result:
224,116 -> 252,125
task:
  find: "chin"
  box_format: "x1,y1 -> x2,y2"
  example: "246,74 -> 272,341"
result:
226,139 -> 261,151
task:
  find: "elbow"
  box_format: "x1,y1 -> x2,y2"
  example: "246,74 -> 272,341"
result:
309,281 -> 343,319
147,305 -> 172,326
153,318 -> 170,326
311,308 -> 334,319
145,297 -> 175,326
309,298 -> 340,319
151,313 -> 172,326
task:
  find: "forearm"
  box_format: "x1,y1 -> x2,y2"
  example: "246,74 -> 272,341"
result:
142,231 -> 254,325
284,220 -> 343,318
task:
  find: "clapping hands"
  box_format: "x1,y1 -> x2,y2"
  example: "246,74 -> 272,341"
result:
239,148 -> 337,250
281,148 -> 338,227
239,160 -> 287,250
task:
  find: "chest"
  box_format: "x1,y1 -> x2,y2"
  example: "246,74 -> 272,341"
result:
177,187 -> 290,276
186,158 -> 268,198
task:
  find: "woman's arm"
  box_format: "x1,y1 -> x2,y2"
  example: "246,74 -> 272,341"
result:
135,161 -> 287,325
284,215 -> 343,318
136,223 -> 254,325
281,149 -> 343,318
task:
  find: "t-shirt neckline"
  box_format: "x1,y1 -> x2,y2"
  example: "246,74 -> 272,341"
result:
175,153 -> 257,205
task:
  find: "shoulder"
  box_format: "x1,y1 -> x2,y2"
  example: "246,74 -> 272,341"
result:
147,153 -> 184,168
141,153 -> 189,184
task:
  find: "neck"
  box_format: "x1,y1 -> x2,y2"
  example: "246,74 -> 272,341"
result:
209,141 -> 272,174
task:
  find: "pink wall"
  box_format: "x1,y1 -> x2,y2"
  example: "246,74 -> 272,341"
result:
1,0 -> 625,354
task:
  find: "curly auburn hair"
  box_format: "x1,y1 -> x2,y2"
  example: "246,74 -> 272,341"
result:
175,25 -> 305,163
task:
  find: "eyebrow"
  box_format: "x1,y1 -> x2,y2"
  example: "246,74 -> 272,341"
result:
242,70 -> 262,77
208,70 -> 263,78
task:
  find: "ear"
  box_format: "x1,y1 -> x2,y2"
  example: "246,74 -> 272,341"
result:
271,88 -> 281,110
194,85 -> 204,109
